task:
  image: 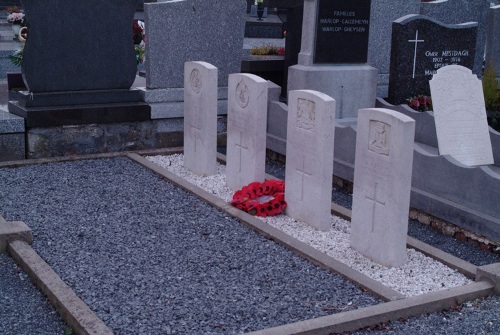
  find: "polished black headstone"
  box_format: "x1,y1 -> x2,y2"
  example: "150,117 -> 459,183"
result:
387,15 -> 477,105
314,0 -> 371,64
22,0 -> 138,93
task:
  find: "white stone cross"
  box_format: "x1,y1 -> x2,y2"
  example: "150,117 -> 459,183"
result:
234,131 -> 249,173
408,30 -> 424,79
190,121 -> 202,153
365,182 -> 385,233
296,156 -> 313,201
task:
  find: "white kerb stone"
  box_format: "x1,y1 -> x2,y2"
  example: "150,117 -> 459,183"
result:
226,73 -> 268,190
285,89 -> 336,231
429,65 -> 494,166
350,108 -> 415,268
183,61 -> 218,176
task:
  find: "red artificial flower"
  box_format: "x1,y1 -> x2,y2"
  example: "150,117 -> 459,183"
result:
231,180 -> 287,217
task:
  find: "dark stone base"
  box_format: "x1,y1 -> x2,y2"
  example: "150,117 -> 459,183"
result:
8,101 -> 151,128
16,89 -> 143,107
245,20 -> 284,38
241,56 -> 284,89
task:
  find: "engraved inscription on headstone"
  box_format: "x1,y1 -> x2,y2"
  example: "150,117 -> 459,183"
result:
190,69 -> 202,94
235,80 -> 250,109
183,61 -> 218,176
368,121 -> 390,156
315,0 -> 371,63
350,108 -> 415,268
429,65 -> 494,166
388,15 -> 477,105
285,90 -> 336,231
297,98 -> 316,131
226,73 -> 268,190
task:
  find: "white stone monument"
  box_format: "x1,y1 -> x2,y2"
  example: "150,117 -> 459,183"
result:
226,73 -> 268,190
285,90 -> 336,231
429,65 -> 494,166
183,61 -> 218,176
350,108 -> 415,268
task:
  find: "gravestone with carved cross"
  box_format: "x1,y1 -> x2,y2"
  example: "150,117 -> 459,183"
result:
183,61 -> 218,176
387,14 -> 477,105
226,73 -> 268,191
285,89 -> 336,231
350,108 -> 415,268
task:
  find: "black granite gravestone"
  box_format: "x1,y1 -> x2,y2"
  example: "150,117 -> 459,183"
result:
314,0 -> 371,64
9,0 -> 150,127
387,15 -> 477,105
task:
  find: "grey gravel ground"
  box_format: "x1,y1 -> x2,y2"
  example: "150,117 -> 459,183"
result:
0,157 -> 379,335
0,253 -> 69,335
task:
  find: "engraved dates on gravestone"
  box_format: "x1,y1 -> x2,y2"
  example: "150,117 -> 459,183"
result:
387,15 -> 477,105
315,0 -> 371,63
429,65 -> 494,167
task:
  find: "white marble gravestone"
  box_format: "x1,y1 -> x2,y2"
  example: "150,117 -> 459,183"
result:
429,65 -> 494,167
350,108 -> 415,268
226,74 -> 268,190
183,61 -> 218,176
285,90 -> 336,231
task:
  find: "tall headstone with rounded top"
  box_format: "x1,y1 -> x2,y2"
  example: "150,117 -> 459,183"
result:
350,108 -> 415,268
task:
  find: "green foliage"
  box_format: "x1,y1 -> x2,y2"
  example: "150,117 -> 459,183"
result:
9,48 -> 23,67
64,327 -> 73,335
482,61 -> 499,111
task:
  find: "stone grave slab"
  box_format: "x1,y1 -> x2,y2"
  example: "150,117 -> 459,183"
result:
285,89 -> 336,231
350,108 -> 415,268
429,65 -> 494,166
226,74 -> 268,191
387,14 -> 477,105
183,61 -> 218,176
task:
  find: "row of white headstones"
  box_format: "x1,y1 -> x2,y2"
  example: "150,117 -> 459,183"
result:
182,61 -> 493,268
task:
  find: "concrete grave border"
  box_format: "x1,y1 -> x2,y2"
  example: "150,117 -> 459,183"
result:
0,149 -> 498,334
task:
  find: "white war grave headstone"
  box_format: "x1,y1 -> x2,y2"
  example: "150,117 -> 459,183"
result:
350,108 -> 415,268
183,61 -> 218,176
429,65 -> 494,167
285,90 -> 336,231
226,74 -> 268,190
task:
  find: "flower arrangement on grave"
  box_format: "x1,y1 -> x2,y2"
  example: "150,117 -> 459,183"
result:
7,12 -> 25,25
133,20 -> 144,44
406,95 -> 432,112
231,180 -> 287,217
251,43 -> 285,56
255,0 -> 264,9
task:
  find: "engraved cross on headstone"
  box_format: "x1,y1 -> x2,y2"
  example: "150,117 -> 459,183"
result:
296,156 -> 313,201
365,182 -> 385,233
190,119 -> 202,153
408,30 -> 424,79
234,131 -> 249,172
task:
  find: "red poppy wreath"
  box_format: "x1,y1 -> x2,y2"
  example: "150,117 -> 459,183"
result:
231,180 -> 287,217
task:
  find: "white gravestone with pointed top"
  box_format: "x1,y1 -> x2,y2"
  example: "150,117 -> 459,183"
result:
350,108 -> 415,268
183,61 -> 218,176
285,90 -> 336,231
429,65 -> 494,167
226,73 -> 268,190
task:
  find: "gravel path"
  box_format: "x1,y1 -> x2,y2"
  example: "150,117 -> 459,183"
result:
0,155 -> 498,334
0,253 -> 68,335
0,157 -> 379,334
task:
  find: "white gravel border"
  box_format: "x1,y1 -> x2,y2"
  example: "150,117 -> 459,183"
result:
146,154 -> 472,297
